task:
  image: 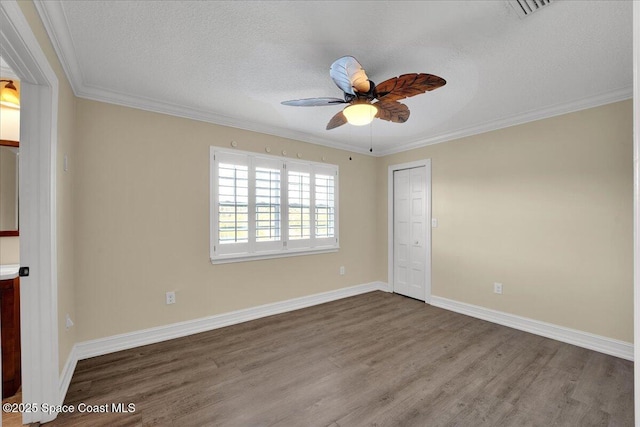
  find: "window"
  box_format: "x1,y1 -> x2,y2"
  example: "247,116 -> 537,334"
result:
211,148 -> 339,263
255,166 -> 281,242
287,170 -> 310,240
218,162 -> 248,244
315,173 -> 335,238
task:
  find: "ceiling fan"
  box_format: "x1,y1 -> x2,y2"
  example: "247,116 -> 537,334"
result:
281,56 -> 446,130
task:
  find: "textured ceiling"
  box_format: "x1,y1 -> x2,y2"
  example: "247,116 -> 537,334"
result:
34,1 -> 632,155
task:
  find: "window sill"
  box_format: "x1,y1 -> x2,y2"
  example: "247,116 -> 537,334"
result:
210,246 -> 339,264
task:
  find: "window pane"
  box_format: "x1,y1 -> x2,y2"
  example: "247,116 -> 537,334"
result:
288,171 -> 310,240
255,167 -> 281,242
315,174 -> 335,238
218,163 -> 249,244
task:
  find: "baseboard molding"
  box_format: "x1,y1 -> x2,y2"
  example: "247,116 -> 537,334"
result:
75,281 -> 390,361
58,344 -> 78,406
56,282 -> 385,407
63,283 -> 630,405
430,295 -> 633,361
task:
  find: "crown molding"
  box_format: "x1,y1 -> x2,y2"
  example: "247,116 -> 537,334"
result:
33,0 -> 83,95
32,0 -> 370,155
374,85 -> 634,156
75,82 -> 373,155
56,80 -> 635,159
0,60 -> 19,79
33,0 -> 633,158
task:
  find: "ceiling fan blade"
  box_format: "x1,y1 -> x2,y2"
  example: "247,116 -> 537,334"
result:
326,110 -> 348,130
375,73 -> 446,102
374,100 -> 410,123
330,56 -> 372,95
281,97 -> 347,107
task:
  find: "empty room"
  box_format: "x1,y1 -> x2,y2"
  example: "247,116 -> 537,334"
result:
0,0 -> 638,426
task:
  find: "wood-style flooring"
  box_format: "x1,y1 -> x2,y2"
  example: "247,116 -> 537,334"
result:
45,291 -> 633,426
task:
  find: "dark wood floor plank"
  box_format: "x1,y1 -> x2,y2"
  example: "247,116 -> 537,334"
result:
571,351 -> 634,426
44,291 -> 633,426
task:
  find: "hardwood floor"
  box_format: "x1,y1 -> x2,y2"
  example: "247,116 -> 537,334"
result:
46,292 -> 633,426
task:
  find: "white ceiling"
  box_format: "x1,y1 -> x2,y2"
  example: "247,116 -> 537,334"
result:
34,1 -> 632,156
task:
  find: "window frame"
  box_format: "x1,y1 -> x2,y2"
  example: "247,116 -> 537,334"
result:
210,147 -> 339,264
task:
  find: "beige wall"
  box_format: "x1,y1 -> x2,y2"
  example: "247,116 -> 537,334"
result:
74,99 -> 378,341
0,237 -> 19,264
378,100 -> 634,342
18,0 -> 78,372
15,0 -> 635,371
0,105 -> 20,141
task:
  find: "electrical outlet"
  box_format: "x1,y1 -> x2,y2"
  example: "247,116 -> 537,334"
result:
339,266 -> 345,276
166,291 -> 176,305
65,314 -> 74,330
493,282 -> 503,295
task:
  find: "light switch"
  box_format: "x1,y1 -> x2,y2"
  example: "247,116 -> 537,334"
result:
431,218 -> 438,228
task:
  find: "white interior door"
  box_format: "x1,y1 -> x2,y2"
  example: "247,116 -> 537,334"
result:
393,166 -> 427,301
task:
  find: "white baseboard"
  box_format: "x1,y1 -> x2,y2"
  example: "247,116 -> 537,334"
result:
58,344 -> 78,405
74,281 -> 390,361
430,295 -> 633,361
59,281 -> 388,401
61,282 -> 630,406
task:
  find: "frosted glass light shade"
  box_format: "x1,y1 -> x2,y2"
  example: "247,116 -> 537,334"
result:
343,103 -> 377,126
0,81 -> 19,109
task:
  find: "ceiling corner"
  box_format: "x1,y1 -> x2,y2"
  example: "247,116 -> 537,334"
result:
33,0 -> 84,96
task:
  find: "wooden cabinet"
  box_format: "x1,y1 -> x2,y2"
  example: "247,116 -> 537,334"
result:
1,276 -> 21,398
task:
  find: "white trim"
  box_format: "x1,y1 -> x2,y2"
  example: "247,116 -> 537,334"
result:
32,0 -> 632,159
211,147 -> 339,263
0,1 -> 60,423
431,296 -> 634,361
58,345 -> 78,405
211,247 -> 339,264
32,0 -> 82,94
387,159 -> 432,303
75,282 -> 390,360
374,87 -> 633,156
0,61 -> 19,79
631,0 -> 639,423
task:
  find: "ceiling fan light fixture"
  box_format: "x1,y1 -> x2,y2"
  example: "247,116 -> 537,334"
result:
343,103 -> 377,126
0,80 -> 20,109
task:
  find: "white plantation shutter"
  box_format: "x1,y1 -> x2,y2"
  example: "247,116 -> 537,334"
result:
211,147 -> 338,263
314,165 -> 337,247
254,156 -> 283,252
287,162 -> 311,248
213,151 -> 249,256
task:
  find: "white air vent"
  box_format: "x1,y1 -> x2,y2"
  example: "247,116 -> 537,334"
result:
509,0 -> 554,18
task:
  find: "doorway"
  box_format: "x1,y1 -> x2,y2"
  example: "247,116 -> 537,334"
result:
388,160 -> 431,302
1,1 -> 60,424
0,66 -> 23,427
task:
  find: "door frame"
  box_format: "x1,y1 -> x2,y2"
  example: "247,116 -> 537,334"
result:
0,1 -> 60,424
632,0 -> 639,419
388,159 -> 432,303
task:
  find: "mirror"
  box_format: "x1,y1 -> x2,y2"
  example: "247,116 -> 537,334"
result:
0,140 -> 19,236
